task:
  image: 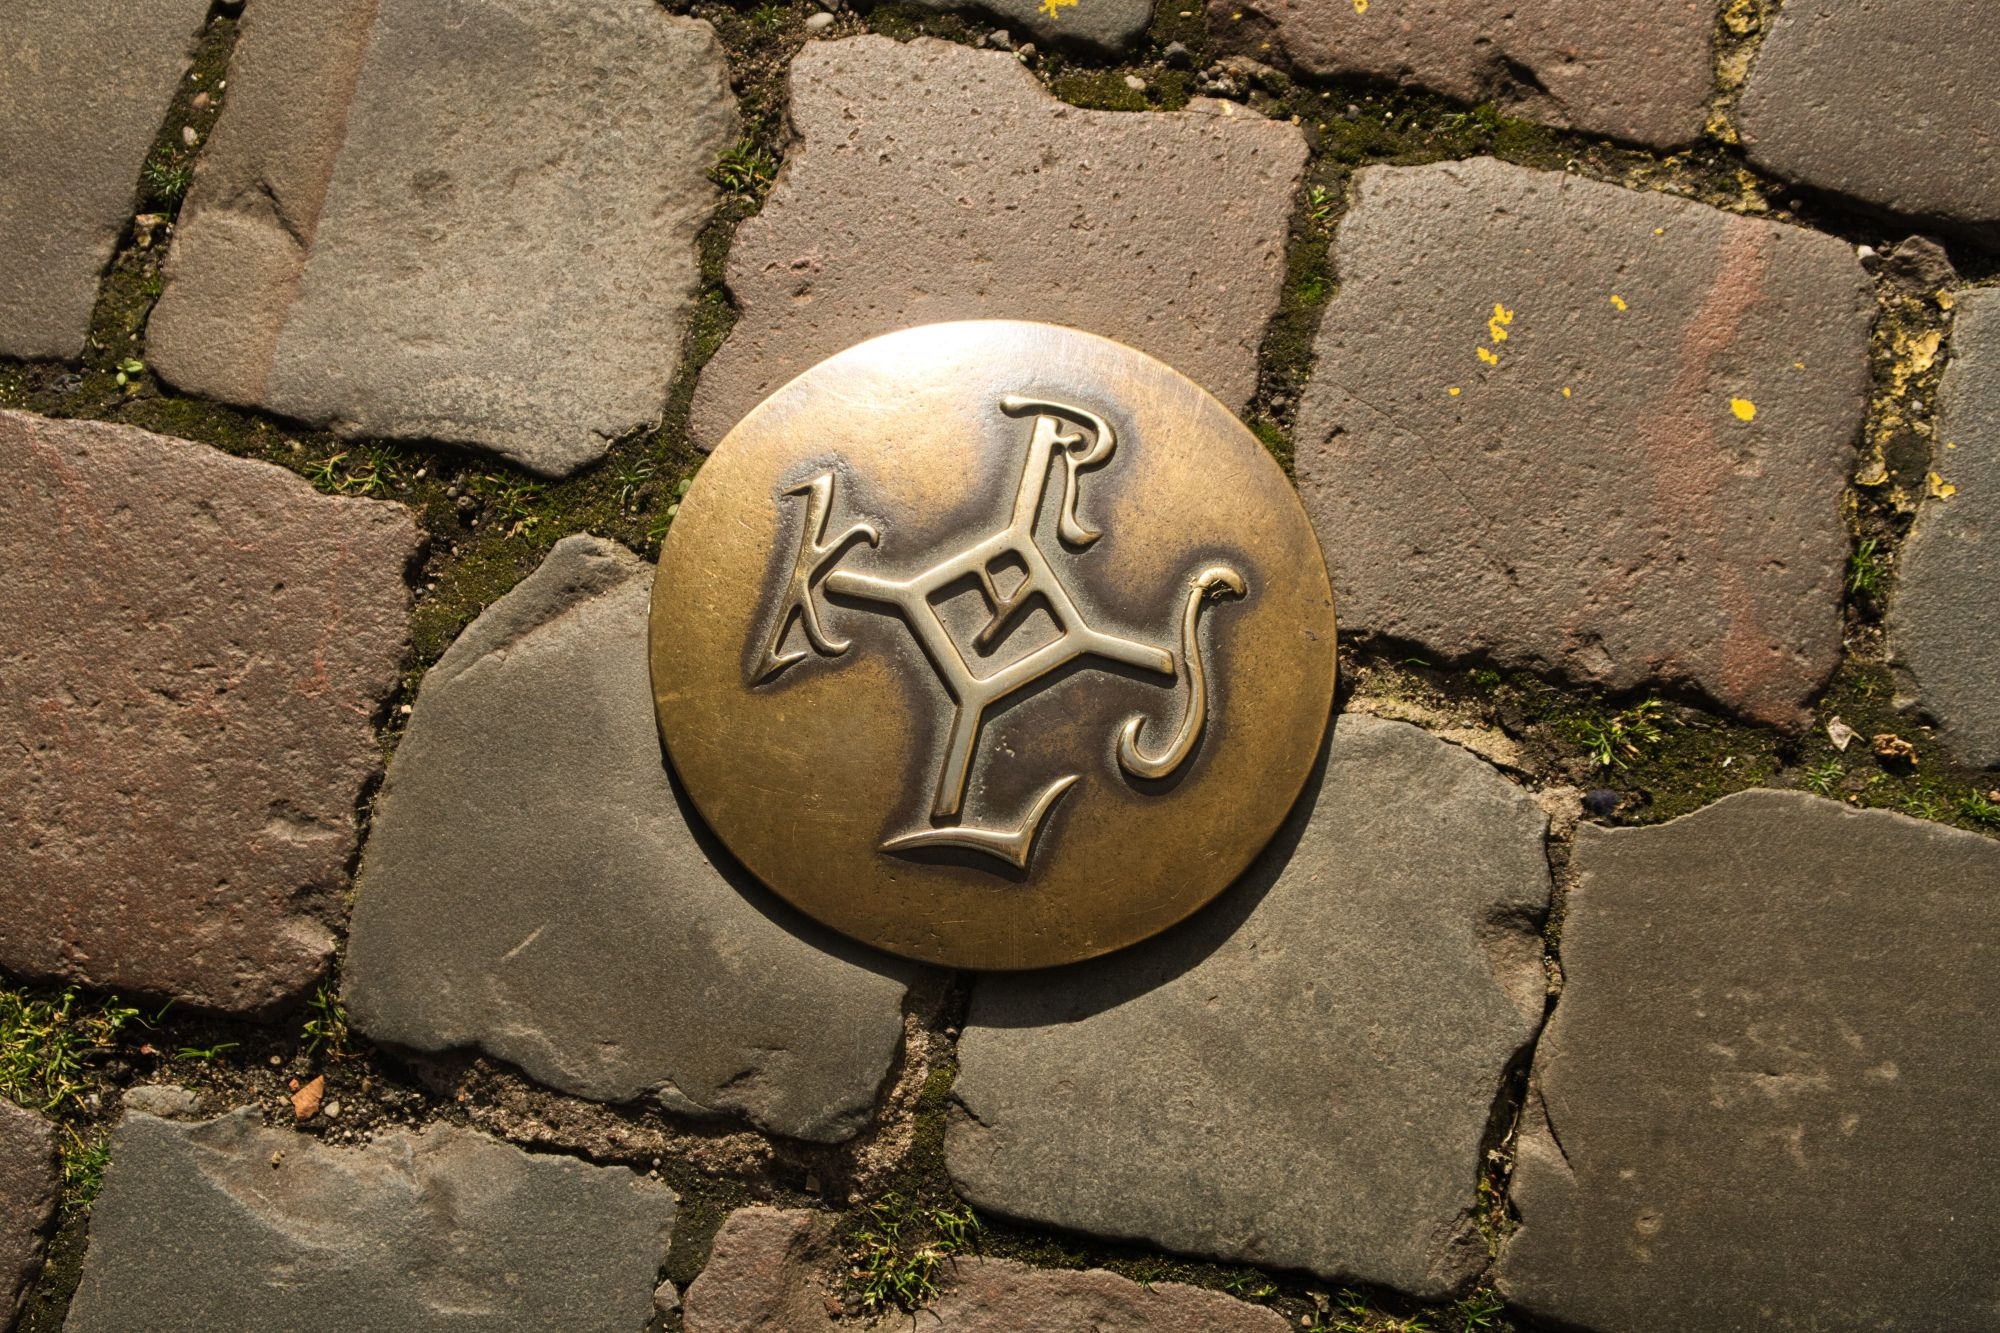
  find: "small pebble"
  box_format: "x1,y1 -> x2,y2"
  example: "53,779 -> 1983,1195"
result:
291,1075 -> 325,1121
191,91 -> 211,110
180,125 -> 198,147
1164,40 -> 1193,68
323,1100 -> 342,1119
1123,74 -> 1146,91
984,27 -> 1011,48
1015,42 -> 1035,58
1582,788 -> 1621,817
804,10 -> 834,29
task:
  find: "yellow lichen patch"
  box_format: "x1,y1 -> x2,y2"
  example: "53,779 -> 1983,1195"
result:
1039,0 -> 1078,18
1887,326 -> 1942,397
1733,169 -> 1769,213
1448,386 -> 1462,396
1929,471 -> 1958,499
1722,0 -> 1761,35
1938,290 -> 1956,311
1352,0 -> 1368,12
1730,397 -> 1757,422
1610,294 -> 1628,311
1653,227 -> 1665,236
1562,386 -> 1573,398
1473,302 -> 1513,367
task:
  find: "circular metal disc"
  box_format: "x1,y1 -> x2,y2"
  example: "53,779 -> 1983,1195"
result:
650,321 -> 1336,970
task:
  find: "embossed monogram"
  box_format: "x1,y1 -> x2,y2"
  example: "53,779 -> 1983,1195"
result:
751,397 -> 1246,869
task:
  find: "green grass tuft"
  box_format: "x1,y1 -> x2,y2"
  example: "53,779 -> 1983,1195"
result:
845,1192 -> 980,1312
301,981 -> 350,1059
0,985 -> 141,1113
712,140 -> 778,198
1571,698 -> 1669,770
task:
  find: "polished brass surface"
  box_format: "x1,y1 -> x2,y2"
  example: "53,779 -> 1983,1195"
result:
650,321 -> 1337,970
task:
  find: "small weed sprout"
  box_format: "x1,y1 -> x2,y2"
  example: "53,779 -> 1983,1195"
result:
1573,698 -> 1668,769
1305,183 -> 1340,230
1847,538 -> 1888,599
478,473 -> 544,535
749,1 -> 788,30
614,457 -> 658,511
141,151 -> 194,204
1803,759 -> 1844,797
60,1129 -> 112,1210
173,1041 -> 238,1061
1901,790 -> 1950,822
713,140 -> 778,197
1218,1269 -> 1278,1300
1954,790 -> 2000,828
302,982 -> 350,1058
1454,1288 -> 1510,1329
303,451 -> 392,498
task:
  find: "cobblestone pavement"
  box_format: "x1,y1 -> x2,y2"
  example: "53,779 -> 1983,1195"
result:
2,2 -> 1996,1331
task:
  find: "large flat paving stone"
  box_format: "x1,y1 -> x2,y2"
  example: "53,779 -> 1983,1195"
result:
1499,790 -> 2000,1332
344,535 -> 916,1144
0,0 -> 210,360
64,1109 -> 676,1332
688,36 -> 1305,450
683,1206 -> 1290,1332
1295,159 -> 1872,726
1211,0 -> 1714,149
946,715 -> 1551,1299
1738,0 -> 1999,238
1892,287 -> 2000,767
147,0 -> 737,477
892,0 -> 1153,55
0,1100 -> 58,1328
1,411 -> 415,1013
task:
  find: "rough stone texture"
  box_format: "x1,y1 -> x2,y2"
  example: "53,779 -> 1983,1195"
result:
0,1 -> 210,359
1738,0 -> 2000,238
681,1207 -> 839,1332
65,1109 -> 676,1332
688,37 -> 1305,450
122,1085 -> 200,1118
0,411 -> 415,1013
1210,0 -> 1713,149
344,536 -> 915,1143
1500,791 -> 2000,1331
1892,287 -> 2000,767
922,1261 -> 1294,1332
683,1208 -> 1290,1332
947,715 -> 1550,1299
147,0 -> 737,477
1295,159 -> 1873,726
0,1100 -> 58,1329
892,0 -> 1153,54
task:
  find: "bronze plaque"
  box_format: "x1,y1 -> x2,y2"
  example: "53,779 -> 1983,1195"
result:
650,322 -> 1336,970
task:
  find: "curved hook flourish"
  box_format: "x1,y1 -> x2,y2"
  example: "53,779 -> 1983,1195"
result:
753,472 -> 879,682
1000,394 -> 1114,547
1118,564 -> 1247,781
